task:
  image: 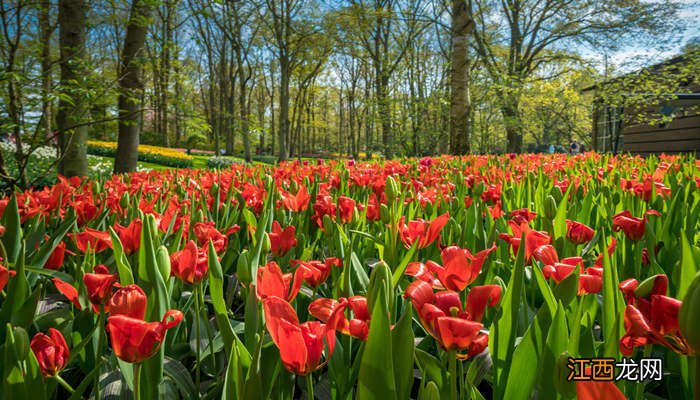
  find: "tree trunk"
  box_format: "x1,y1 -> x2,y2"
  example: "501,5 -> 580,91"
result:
115,0 -> 153,173
376,73 -> 392,158
449,0 -> 472,155
501,93 -> 523,153
57,0 -> 88,177
278,54 -> 289,161
39,0 -> 52,141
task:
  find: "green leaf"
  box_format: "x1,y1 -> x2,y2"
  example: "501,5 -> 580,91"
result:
489,230 -> 526,397
503,305 -> 553,400
391,306 -> 414,400
418,381 -> 441,400
678,230 -> 699,299
540,302 -> 569,398
139,215 -> 169,399
109,227 -> 134,285
164,357 -> 197,398
29,213 -> 76,268
357,276 -> 396,400
1,195 -> 22,264
601,233 -> 624,359
350,252 -> 370,293
391,241 -> 419,288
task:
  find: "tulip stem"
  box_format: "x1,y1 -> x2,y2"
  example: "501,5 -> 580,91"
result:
448,350 -> 457,400
54,375 -> 75,394
194,285 -> 202,398
694,356 -> 699,400
306,373 -> 314,400
95,307 -> 105,400
133,363 -> 141,400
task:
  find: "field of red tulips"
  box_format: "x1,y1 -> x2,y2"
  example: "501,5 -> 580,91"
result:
0,153 -> 698,400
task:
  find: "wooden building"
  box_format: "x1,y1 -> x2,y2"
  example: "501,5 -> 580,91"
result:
585,53 -> 700,155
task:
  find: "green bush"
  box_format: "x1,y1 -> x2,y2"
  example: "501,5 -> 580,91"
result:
252,155 -> 278,164
206,156 -> 240,169
0,143 -> 57,190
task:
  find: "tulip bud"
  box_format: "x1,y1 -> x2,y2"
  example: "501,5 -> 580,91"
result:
544,195 -> 557,220
385,176 -> 399,203
550,186 -> 563,203
368,261 -> 393,313
473,182 -> 485,197
156,245 -> 172,284
554,352 -> 577,399
679,271 -> 700,353
380,204 -> 391,225
237,250 -> 252,285
261,232 -> 271,254
119,192 -> 130,211
30,328 -> 69,378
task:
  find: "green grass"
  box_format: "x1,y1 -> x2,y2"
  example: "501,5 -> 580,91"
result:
88,155 -> 172,172
90,154 -> 248,172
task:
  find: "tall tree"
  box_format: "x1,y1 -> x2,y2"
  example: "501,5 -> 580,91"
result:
57,0 -> 88,177
115,0 -> 154,173
470,0 -> 679,152
449,0 -> 472,154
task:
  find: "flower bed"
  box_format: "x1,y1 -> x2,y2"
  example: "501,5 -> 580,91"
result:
0,153 -> 698,399
87,140 -> 193,168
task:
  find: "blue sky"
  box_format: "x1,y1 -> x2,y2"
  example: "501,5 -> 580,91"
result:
592,0 -> 700,74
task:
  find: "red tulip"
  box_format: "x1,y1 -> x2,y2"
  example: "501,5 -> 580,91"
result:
464,285 -> 502,323
404,280 -> 499,358
309,296 -> 370,341
269,221 -> 297,257
499,221 -> 551,263
83,265 -> 118,309
170,240 -> 208,285
612,210 -> 661,241
365,193 -> 381,221
114,218 -> 142,255
108,284 -> 147,319
0,260 -> 15,292
263,296 -> 335,375
193,222 -> 228,253
337,196 -> 356,224
542,257 -> 602,295
292,258 -> 342,288
106,310 -> 183,363
565,220 -> 594,244
509,208 -> 537,225
30,328 -> 69,377
44,241 -> 73,270
52,278 -> 82,310
617,275 -> 690,356
312,194 -> 337,228
256,261 -> 303,302
279,185 -> 311,212
398,212 -> 450,249
427,245 -> 496,292
404,262 -> 444,289
531,245 -> 559,267
72,228 -> 112,253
